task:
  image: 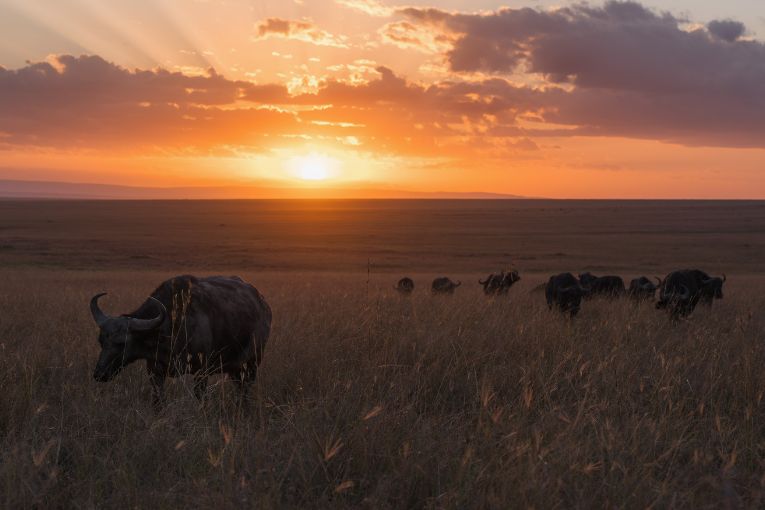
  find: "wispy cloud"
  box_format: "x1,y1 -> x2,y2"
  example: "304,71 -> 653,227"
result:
335,0 -> 392,17
254,18 -> 349,48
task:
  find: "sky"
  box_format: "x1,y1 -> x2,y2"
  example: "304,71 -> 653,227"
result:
0,0 -> 764,198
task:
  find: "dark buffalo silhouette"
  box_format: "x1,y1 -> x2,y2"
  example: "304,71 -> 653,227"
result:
479,270 -> 521,295
656,269 -> 726,319
432,277 -> 461,294
395,277 -> 415,294
628,276 -> 662,300
90,275 -> 272,405
578,272 -> 625,298
546,273 -> 586,317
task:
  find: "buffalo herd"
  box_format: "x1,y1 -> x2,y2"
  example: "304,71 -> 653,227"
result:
396,269 -> 727,320
89,269 -> 725,404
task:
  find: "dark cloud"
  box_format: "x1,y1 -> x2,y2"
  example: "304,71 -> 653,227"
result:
707,19 -> 746,42
398,1 -> 765,147
0,56 -> 538,157
0,55 -> 295,151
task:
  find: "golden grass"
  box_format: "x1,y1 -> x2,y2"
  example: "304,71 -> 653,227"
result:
2,269 -> 764,508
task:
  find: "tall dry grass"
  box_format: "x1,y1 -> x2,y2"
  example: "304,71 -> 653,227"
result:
1,269 -> 764,508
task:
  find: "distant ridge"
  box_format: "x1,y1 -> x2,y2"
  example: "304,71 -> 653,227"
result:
0,179 -> 526,200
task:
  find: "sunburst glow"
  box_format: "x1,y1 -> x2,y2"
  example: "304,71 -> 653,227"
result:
288,153 -> 338,181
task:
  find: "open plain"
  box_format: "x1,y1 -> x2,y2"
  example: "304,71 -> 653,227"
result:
1,199 -> 765,508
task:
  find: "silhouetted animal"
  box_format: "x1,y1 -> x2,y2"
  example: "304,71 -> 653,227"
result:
546,273 -> 586,317
656,270 -> 726,319
432,277 -> 461,294
395,277 -> 415,294
90,275 -> 272,405
578,272 -> 625,298
479,270 -> 521,295
628,276 -> 661,300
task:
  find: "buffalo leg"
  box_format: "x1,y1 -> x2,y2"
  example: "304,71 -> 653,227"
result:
230,363 -> 258,402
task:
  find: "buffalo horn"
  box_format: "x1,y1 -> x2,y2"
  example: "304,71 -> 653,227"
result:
90,292 -> 111,327
128,297 -> 166,331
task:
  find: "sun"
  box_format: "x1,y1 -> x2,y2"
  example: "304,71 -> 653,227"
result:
299,156 -> 329,180
288,152 -> 339,181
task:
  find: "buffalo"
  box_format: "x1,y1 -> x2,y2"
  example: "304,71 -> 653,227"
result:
656,269 -> 726,319
432,277 -> 461,294
546,273 -> 586,317
628,276 -> 662,300
90,275 -> 272,405
578,272 -> 625,298
479,270 -> 521,295
395,277 -> 415,294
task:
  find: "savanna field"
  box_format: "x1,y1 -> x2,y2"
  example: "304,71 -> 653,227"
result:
2,200 -> 765,508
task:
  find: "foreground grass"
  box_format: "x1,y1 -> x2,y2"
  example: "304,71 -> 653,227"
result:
1,269 -> 765,508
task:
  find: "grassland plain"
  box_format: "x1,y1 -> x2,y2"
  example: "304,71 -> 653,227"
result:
1,200 -> 765,508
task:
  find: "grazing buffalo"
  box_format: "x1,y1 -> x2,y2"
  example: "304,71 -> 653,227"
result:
432,277 -> 461,294
546,273 -> 586,317
395,277 -> 415,294
656,269 -> 726,319
578,272 -> 625,298
479,270 -> 521,295
628,276 -> 661,300
90,275 -> 272,405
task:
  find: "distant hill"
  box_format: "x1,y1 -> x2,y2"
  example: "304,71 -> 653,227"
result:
0,179 -> 527,200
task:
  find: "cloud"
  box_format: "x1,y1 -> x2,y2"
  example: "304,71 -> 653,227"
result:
707,19 -> 746,42
4,11 -> 765,166
254,18 -> 349,48
0,55 -> 295,152
380,21 -> 454,53
0,55 -> 531,157
398,1 -> 765,147
335,0 -> 392,17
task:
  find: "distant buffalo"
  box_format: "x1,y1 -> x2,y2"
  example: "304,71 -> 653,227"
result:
546,273 -> 586,317
578,272 -> 625,298
432,277 -> 461,294
656,269 -> 726,319
395,277 -> 415,294
90,275 -> 272,405
479,270 -> 521,295
628,276 -> 661,300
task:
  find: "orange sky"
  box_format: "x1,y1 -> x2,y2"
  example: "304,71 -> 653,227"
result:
1,0 -> 764,198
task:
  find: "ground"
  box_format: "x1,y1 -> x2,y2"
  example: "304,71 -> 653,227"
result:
1,200 -> 764,508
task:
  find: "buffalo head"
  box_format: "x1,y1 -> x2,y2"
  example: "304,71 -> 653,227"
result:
90,293 -> 166,382
702,274 -> 726,300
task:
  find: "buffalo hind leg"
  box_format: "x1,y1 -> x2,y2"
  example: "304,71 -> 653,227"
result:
229,362 -> 258,409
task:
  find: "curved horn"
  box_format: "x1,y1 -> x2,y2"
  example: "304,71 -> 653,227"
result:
90,292 -> 111,327
455,280 -> 462,287
479,278 -> 488,285
677,284 -> 691,301
654,277 -> 662,287
722,273 -> 727,283
128,297 -> 166,331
